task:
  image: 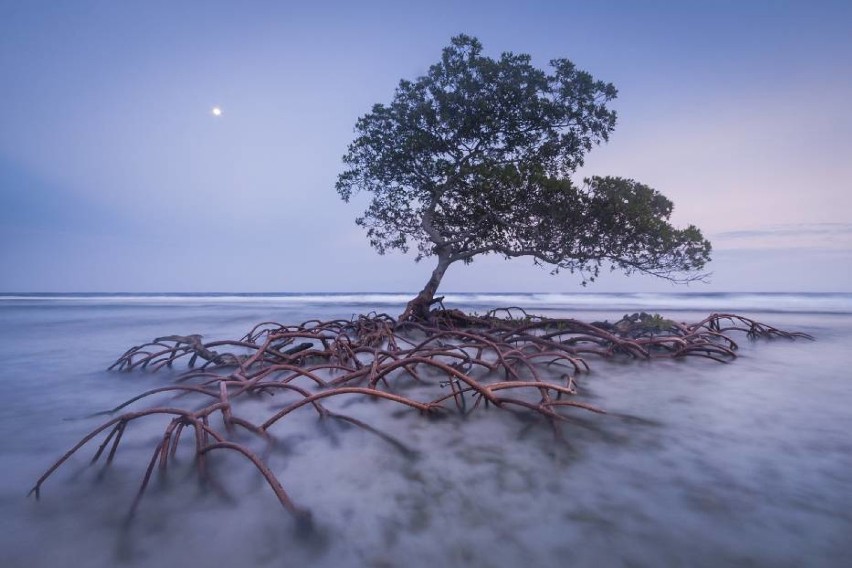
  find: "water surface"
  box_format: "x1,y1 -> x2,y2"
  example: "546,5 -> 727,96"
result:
1,293 -> 850,567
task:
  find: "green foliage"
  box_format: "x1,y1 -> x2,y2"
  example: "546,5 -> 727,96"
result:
337,35 -> 711,293
619,312 -> 677,332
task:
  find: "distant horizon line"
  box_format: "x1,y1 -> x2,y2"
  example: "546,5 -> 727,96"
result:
2,291 -> 851,296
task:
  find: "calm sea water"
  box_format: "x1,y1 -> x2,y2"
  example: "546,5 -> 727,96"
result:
1,293 -> 851,567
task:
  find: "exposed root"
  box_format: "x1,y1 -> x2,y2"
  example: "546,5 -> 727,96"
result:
31,309 -> 811,526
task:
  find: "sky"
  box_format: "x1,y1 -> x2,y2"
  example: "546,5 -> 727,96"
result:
1,0 -> 850,293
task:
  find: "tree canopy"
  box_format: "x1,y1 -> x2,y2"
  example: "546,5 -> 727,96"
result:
336,34 -> 711,318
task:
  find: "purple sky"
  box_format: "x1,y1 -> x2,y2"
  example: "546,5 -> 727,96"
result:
1,0 -> 850,293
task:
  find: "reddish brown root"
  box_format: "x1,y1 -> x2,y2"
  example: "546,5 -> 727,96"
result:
32,309 -> 811,525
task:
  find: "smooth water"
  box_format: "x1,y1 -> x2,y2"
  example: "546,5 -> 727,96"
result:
1,293 -> 850,567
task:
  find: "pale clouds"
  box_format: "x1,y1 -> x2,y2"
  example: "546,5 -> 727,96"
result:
579,85 -> 852,236
711,223 -> 852,251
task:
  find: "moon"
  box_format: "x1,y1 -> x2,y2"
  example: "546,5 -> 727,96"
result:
211,106 -> 223,117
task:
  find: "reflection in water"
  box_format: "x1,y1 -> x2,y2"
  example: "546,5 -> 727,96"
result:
1,299 -> 851,567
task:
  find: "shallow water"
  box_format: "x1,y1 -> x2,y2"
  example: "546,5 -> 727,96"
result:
1,294 -> 850,567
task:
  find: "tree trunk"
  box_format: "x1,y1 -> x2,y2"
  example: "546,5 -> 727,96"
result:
401,254 -> 453,322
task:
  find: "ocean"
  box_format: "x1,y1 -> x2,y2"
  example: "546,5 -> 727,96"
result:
1,292 -> 850,567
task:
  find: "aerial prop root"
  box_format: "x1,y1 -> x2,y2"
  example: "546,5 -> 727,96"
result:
32,309 -> 811,525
